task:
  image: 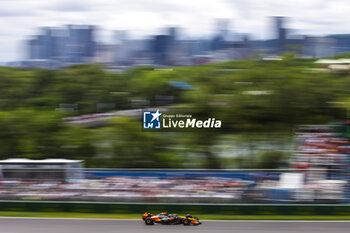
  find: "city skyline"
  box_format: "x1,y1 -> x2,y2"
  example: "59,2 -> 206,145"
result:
1,0 -> 350,62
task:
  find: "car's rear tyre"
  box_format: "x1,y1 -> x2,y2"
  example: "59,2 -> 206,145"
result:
183,219 -> 190,225
145,218 -> 154,225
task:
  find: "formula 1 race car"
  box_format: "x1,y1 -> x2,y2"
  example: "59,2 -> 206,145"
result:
142,212 -> 201,225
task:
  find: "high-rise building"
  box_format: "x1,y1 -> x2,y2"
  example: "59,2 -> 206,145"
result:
67,25 -> 95,63
113,31 -> 150,66
273,16 -> 288,52
26,25 -> 96,66
27,37 -> 40,60
305,37 -> 335,58
151,27 -> 181,65
50,28 -> 69,61
216,19 -> 230,39
27,28 -> 51,60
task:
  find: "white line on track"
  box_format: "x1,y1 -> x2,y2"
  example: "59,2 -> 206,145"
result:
0,217 -> 134,221
0,217 -> 349,222
203,220 -> 350,223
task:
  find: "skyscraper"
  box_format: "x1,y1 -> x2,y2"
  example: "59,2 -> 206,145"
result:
27,27 -> 53,60
67,25 -> 95,63
26,25 -> 96,65
273,16 -> 288,52
152,27 -> 180,65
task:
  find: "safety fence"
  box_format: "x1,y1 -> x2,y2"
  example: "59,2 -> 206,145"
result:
0,201 -> 349,215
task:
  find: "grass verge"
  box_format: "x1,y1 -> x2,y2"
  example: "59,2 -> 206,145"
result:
0,212 -> 349,220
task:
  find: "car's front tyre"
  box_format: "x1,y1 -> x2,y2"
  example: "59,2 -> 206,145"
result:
183,219 -> 190,225
145,218 -> 154,225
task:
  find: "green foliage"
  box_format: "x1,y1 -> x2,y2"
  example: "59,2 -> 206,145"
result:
233,150 -> 289,169
0,58 -> 349,168
102,117 -> 183,168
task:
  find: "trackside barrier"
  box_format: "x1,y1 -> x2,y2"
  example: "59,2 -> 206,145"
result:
0,201 -> 349,215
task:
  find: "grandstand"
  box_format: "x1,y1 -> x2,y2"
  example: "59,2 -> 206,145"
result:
292,123 -> 350,202
0,158 -> 83,181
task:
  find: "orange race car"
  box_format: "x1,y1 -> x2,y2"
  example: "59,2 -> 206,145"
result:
142,212 -> 201,225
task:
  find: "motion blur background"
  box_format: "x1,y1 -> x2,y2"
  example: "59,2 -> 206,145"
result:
0,0 -> 350,209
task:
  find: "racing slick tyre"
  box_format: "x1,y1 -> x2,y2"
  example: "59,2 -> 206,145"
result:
183,219 -> 191,226
145,218 -> 154,225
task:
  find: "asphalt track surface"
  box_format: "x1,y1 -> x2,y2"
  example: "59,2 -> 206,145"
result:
0,218 -> 349,233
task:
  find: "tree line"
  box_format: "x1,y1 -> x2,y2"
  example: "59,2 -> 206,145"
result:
0,55 -> 349,168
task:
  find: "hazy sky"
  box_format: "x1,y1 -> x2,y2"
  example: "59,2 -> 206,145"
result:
0,0 -> 349,62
